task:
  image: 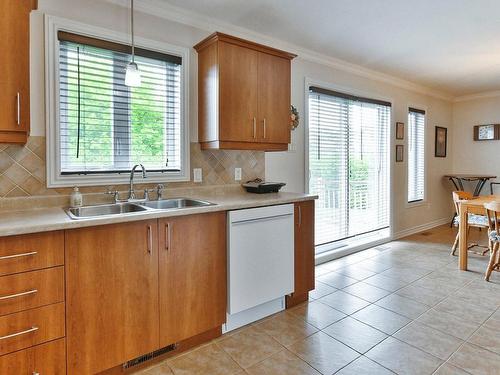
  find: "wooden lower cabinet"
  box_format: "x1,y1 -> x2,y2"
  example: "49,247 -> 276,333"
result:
65,220 -> 159,375
286,201 -> 315,308
0,338 -> 66,375
158,212 -> 227,346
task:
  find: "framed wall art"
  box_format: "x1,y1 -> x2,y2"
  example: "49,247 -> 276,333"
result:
473,124 -> 499,141
396,145 -> 404,162
435,126 -> 447,157
396,122 -> 404,140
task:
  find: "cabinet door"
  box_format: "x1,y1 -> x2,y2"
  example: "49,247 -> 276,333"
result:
219,41 -> 259,142
65,221 -> 159,375
291,201 -> 315,297
0,0 -> 31,133
258,52 -> 291,144
159,212 -> 226,346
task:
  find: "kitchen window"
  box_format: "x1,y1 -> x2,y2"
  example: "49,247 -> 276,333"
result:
308,87 -> 391,253
46,18 -> 189,187
408,108 -> 426,203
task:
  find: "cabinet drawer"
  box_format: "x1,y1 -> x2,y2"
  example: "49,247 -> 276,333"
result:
0,231 -> 64,276
0,338 -> 66,374
0,302 -> 65,356
0,267 -> 64,316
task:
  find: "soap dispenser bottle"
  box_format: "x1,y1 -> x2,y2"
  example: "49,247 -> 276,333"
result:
70,186 -> 83,208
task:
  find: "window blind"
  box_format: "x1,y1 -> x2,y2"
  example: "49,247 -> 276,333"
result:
58,32 -> 182,175
408,108 -> 425,202
309,88 -> 390,249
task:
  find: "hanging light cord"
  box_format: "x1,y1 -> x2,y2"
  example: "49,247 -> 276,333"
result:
131,0 -> 135,62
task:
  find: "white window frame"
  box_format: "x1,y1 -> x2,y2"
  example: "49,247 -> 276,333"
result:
405,104 -> 427,208
45,15 -> 190,187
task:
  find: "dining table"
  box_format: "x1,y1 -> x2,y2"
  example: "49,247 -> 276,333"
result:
458,194 -> 500,270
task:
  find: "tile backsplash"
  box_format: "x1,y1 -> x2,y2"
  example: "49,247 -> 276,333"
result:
0,136 -> 265,199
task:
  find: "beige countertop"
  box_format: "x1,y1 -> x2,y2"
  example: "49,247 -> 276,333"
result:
0,190 -> 317,237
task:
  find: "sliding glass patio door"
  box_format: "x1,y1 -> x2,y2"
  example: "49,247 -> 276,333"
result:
308,87 -> 390,253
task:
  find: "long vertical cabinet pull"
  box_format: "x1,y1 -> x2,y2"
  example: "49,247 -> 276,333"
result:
298,205 -> 302,226
263,118 -> 267,139
16,92 -> 21,126
147,225 -> 153,255
165,223 -> 171,251
252,117 -> 256,139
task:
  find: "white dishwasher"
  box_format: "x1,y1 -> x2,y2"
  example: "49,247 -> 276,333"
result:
225,204 -> 294,332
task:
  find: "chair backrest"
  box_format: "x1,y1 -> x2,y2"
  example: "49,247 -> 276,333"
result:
452,191 -> 474,213
484,201 -> 500,233
491,182 -> 500,195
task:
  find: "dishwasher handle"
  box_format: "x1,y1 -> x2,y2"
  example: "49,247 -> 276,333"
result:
230,213 -> 293,225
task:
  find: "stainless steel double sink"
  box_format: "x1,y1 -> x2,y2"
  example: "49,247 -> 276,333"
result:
66,198 -> 215,220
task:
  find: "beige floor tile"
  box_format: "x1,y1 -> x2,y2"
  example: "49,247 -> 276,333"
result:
167,344 -> 241,375
351,304 -> 411,334
366,337 -> 442,375
317,272 -> 358,289
322,316 -> 387,353
317,290 -> 370,315
287,331 -> 359,374
396,284 -> 449,306
417,309 -> 481,340
379,266 -> 430,283
363,274 -> 409,292
375,293 -> 430,319
309,280 -> 337,299
342,281 -> 391,302
217,326 -> 283,368
433,363 -> 471,375
141,363 -> 174,374
254,311 -> 318,346
246,349 -> 321,375
288,300 -> 346,329
449,343 -> 500,375
468,324 -> 500,356
336,356 -> 393,375
394,321 -> 463,360
356,259 -> 392,273
335,266 -> 377,281
433,296 -> 495,325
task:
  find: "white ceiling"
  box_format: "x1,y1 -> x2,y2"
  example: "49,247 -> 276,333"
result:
159,0 -> 500,98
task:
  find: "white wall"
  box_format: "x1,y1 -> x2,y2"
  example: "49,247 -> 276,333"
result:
452,96 -> 500,193
32,0 -> 455,235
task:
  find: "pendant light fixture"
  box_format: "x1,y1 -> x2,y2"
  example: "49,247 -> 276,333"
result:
125,0 -> 141,87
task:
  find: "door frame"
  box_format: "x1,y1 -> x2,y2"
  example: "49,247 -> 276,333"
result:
303,77 -> 395,260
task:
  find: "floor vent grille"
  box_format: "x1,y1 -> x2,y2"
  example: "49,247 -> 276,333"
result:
122,344 -> 177,369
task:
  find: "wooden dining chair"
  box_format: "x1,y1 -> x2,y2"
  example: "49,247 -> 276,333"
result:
484,201 -> 500,281
450,191 -> 489,256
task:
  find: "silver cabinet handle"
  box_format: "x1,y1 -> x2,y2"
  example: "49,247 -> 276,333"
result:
298,205 -> 302,226
0,326 -> 38,341
0,289 -> 38,301
253,117 -> 256,139
16,92 -> 20,126
147,225 -> 153,255
165,223 -> 171,251
0,251 -> 37,261
263,118 -> 267,139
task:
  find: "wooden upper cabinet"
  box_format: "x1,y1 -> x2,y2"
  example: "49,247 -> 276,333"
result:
219,42 -> 259,143
0,0 -> 36,143
195,32 -> 296,151
158,212 -> 227,346
65,221 -> 159,375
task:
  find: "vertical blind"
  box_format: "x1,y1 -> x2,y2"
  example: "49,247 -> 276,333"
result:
408,108 -> 425,202
58,32 -> 182,174
309,87 -> 390,249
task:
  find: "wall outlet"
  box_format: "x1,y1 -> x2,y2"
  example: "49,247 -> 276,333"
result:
193,168 -> 202,183
234,167 -> 242,181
